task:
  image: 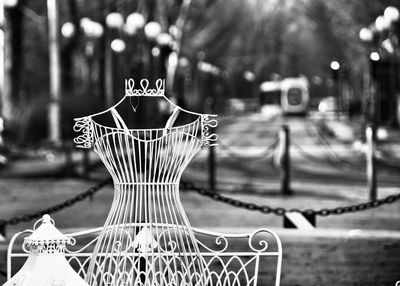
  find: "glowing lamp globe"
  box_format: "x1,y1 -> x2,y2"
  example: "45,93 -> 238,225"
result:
126,12 -> 145,29
61,22 -> 75,39
244,71 -> 256,82
375,15 -> 390,32
4,0 -> 18,8
3,215 -> 88,286
88,22 -> 104,38
370,52 -> 380,62
80,17 -> 91,29
106,12 -> 124,29
144,22 -> 162,40
384,6 -> 400,23
156,33 -> 172,46
111,38 -> 126,53
124,23 -> 137,36
169,25 -> 180,39
330,61 -> 340,71
359,27 -> 373,42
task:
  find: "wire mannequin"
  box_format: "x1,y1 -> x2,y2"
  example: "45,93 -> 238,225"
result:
73,79 -> 218,286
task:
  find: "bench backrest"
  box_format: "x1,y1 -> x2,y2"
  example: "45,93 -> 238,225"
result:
8,226 -> 282,286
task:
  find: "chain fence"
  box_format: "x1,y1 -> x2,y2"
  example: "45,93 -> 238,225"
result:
218,138 -> 278,161
0,177 -> 113,235
307,119 -> 400,172
180,180 -> 400,217
304,120 -> 366,170
2,176 -> 399,234
2,121 -> 400,235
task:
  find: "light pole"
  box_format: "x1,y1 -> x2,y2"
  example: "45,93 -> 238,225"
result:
243,70 -> 256,98
104,12 -> 124,107
144,21 -> 162,80
62,18 -> 103,98
79,18 -> 104,97
370,51 -> 380,127
359,27 -> 373,125
383,6 -> 400,126
330,60 -> 341,119
47,0 -> 62,145
104,12 -> 147,106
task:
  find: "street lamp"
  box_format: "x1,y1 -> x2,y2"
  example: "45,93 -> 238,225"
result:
156,32 -> 172,46
330,61 -> 341,119
124,12 -> 145,36
359,27 -> 375,126
370,51 -> 380,62
144,21 -> 162,40
383,6 -> 400,126
330,61 -> 340,71
369,51 -> 381,127
375,15 -> 390,32
80,19 -> 103,38
143,21 -> 162,79
104,12 -> 124,106
4,0 -> 18,8
61,22 -> 75,39
110,38 -> 126,53
359,27 -> 373,43
384,6 -> 400,23
105,12 -> 124,30
63,18 -> 103,98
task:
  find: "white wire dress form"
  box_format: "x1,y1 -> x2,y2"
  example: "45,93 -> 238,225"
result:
73,79 -> 218,286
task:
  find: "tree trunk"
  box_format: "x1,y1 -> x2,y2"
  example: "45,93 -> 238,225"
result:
3,3 -> 24,121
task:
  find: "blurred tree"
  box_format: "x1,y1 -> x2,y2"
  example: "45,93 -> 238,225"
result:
3,0 -> 400,144
3,1 -> 26,121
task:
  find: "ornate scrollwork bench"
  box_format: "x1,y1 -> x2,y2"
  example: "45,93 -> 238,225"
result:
7,225 -> 282,286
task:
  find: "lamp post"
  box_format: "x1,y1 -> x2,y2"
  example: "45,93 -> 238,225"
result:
330,60 -> 341,119
244,70 -> 256,98
62,19 -> 103,98
144,21 -> 162,80
103,12 -> 147,106
359,27 -> 373,125
104,12 -> 124,106
383,6 -> 400,126
370,51 -> 380,127
47,0 -> 62,145
124,12 -> 145,76
80,18 -> 104,97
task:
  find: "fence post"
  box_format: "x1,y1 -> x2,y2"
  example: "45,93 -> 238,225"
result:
64,141 -> 73,176
208,144 -> 216,191
280,124 -> 292,195
82,149 -> 90,178
366,125 -> 377,200
208,125 -> 216,191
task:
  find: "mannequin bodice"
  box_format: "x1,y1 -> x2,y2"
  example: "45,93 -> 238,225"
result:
73,79 -> 217,185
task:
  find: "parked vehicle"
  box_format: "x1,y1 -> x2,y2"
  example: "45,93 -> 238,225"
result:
259,77 -> 309,115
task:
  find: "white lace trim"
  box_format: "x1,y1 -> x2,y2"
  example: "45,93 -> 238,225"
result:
73,117 -> 93,149
27,242 -> 67,254
202,115 -> 218,146
125,79 -> 165,97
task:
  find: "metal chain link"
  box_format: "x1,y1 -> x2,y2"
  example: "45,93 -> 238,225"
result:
0,177 -> 112,228
2,176 -> 398,229
218,137 -> 278,161
180,180 -> 400,217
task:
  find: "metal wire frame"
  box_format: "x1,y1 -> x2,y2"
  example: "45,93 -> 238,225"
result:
7,225 -> 282,286
72,78 -> 219,285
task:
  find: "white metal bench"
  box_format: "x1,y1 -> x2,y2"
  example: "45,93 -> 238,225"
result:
7,226 -> 282,286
